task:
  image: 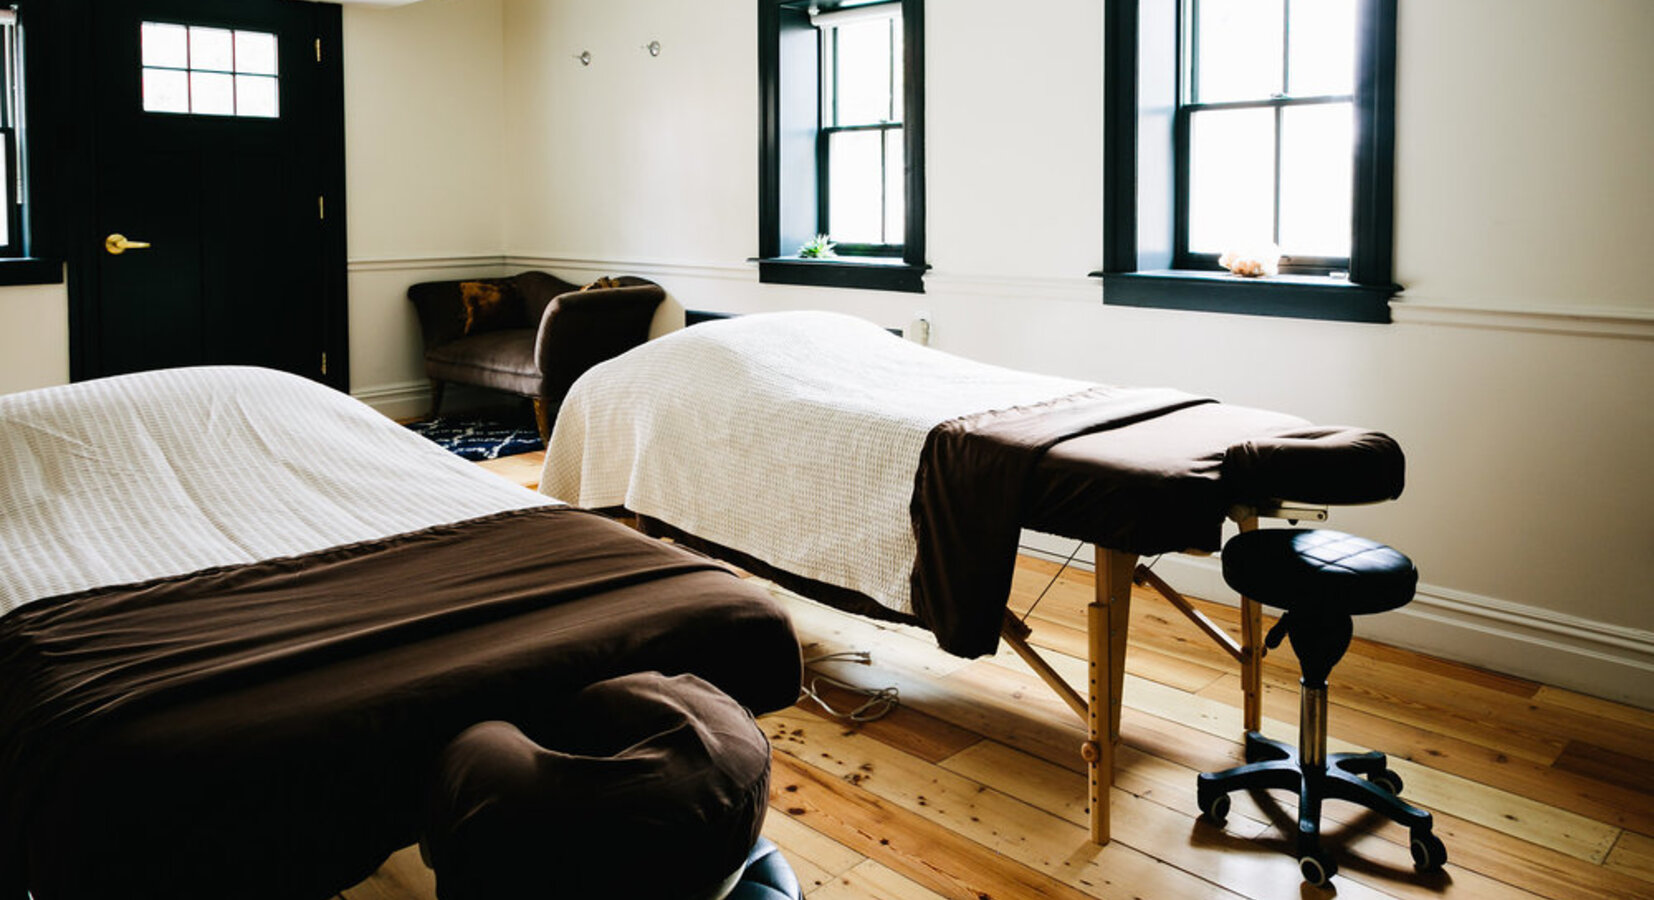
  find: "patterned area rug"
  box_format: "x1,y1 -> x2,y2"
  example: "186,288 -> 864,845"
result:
405,415 -> 544,461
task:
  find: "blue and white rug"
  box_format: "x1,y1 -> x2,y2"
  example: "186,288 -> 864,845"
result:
405,416 -> 544,461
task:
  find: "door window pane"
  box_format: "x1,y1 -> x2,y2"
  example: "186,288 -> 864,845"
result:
190,71 -> 235,116
828,130 -> 884,243
189,27 -> 234,72
1278,103 -> 1353,258
236,75 -> 279,118
1288,0 -> 1356,96
234,30 -> 279,76
1193,0 -> 1283,103
141,22 -> 188,68
1188,107 -> 1274,253
141,22 -> 280,118
142,67 -> 191,114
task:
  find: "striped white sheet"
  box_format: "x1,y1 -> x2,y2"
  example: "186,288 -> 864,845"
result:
0,366 -> 554,613
540,311 -> 1091,616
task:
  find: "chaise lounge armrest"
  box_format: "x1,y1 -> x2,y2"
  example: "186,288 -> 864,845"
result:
535,279 -> 665,394
405,271 -> 667,439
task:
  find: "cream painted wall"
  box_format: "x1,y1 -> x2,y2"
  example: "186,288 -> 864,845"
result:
1394,0 -> 1654,313
0,279 -> 70,393
342,0 -> 507,396
495,0 -> 1654,702
342,0 -> 506,260
500,0 -> 755,265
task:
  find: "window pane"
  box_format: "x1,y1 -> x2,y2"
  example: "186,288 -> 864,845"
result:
236,74 -> 279,118
141,22 -> 188,69
890,21 -> 904,122
1194,0 -> 1283,103
234,30 -> 278,76
828,130 -> 884,244
190,70 -> 235,116
832,19 -> 894,126
1278,103 -> 1352,258
1188,107 -> 1274,254
142,67 -> 190,114
0,147 -> 8,246
1288,0 -> 1355,96
884,128 -> 905,244
189,26 -> 234,73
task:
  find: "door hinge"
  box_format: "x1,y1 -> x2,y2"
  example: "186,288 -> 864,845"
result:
321,352 -> 329,376
315,38 -> 322,63
318,195 -> 325,220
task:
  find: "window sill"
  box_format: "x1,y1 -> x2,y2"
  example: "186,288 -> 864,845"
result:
757,256 -> 927,293
1096,269 -> 1398,324
0,258 -> 64,287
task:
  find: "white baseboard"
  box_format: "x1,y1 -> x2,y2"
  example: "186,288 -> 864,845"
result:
1018,531 -> 1654,710
351,380 -> 430,420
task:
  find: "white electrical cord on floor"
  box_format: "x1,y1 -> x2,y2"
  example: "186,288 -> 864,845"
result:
798,650 -> 900,722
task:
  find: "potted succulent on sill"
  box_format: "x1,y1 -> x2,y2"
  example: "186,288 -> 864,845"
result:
798,234 -> 836,259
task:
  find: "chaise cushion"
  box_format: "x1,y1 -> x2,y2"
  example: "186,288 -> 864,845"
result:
423,328 -> 542,396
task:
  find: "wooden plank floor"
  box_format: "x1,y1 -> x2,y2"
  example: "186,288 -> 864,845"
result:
342,453 -> 1654,900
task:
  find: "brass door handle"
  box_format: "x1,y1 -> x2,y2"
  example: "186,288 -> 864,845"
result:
105,234 -> 152,255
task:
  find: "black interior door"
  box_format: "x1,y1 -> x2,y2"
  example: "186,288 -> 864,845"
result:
81,0 -> 345,385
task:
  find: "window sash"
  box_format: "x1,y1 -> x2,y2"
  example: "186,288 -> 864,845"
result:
816,6 -> 902,254
1175,0 -> 1355,273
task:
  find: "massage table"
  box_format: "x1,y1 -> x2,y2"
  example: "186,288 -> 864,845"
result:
0,367 -> 802,900
542,311 -> 1403,845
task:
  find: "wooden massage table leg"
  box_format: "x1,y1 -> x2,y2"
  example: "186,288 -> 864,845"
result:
1085,546 -> 1138,845
1236,515 -> 1264,733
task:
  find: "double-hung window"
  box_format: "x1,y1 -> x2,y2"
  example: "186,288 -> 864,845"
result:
0,9 -> 25,259
0,3 -> 60,284
758,0 -> 926,293
1103,0 -> 1398,322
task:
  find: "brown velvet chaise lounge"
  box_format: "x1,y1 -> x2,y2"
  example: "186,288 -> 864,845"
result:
408,271 -> 666,440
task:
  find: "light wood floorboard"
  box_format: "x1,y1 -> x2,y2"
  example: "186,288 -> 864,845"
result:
341,459 -> 1654,899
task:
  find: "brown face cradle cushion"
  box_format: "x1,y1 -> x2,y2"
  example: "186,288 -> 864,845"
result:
458,281 -> 526,335
423,671 -> 772,900
1221,426 -> 1405,506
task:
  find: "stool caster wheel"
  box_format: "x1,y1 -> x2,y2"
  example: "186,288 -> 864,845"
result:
1198,791 -> 1230,824
1369,768 -> 1404,795
1411,831 -> 1447,871
1299,851 -> 1338,887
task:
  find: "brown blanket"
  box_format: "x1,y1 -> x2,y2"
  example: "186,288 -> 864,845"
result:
910,386 -> 1214,656
0,506 -> 800,900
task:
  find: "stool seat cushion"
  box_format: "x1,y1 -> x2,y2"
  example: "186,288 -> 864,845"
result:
423,671 -> 772,900
1222,529 -> 1417,615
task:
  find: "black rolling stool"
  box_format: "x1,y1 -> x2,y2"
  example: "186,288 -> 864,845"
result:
1197,529 -> 1446,886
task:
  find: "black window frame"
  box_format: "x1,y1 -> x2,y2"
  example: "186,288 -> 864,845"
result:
758,0 -> 926,293
1101,0 -> 1397,323
0,2 -> 63,286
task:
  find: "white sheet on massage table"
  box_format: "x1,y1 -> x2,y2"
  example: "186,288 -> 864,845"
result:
540,311 -> 1093,616
0,366 -> 554,613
